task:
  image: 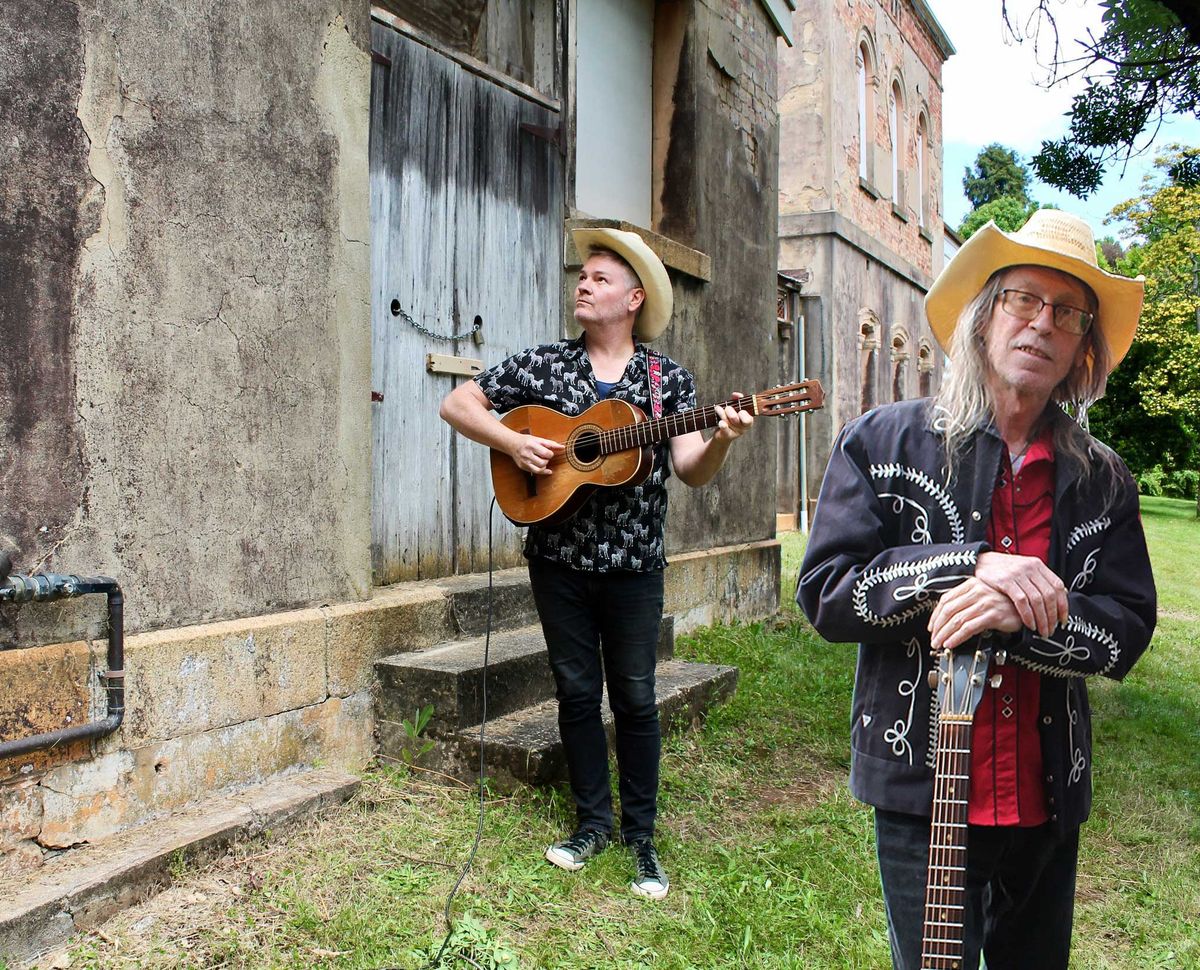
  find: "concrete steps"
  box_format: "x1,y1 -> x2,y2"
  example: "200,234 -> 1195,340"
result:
374,568 -> 739,789
400,659 -> 738,789
0,769 -> 358,966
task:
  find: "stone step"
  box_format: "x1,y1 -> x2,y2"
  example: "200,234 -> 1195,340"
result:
375,616 -> 675,737
436,568 -> 540,638
0,768 -> 359,967
381,658 -> 737,790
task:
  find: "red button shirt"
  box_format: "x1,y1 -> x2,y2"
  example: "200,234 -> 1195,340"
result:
967,432 -> 1054,827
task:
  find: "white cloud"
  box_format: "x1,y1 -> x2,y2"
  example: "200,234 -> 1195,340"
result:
928,0 -> 1102,152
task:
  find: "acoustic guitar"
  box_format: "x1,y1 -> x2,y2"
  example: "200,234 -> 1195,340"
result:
921,643 -> 998,969
490,380 -> 824,526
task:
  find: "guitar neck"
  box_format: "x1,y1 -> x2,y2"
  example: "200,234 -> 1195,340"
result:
921,717 -> 974,969
598,397 -> 755,454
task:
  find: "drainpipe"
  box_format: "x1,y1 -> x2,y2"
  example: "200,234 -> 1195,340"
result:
797,302 -> 810,533
0,572 -> 125,760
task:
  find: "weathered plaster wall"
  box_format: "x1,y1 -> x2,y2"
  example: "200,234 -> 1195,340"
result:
650,0 -> 782,559
0,2 -> 92,619
0,1 -> 373,648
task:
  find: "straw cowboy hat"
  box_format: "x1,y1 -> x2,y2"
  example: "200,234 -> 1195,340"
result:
925,209 -> 1145,372
572,227 -> 674,340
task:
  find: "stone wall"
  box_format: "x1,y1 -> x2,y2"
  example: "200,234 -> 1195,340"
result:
0,0 -> 373,647
648,0 -> 784,558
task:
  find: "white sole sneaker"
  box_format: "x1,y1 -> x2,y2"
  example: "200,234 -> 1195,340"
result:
630,877 -> 669,900
544,844 -> 586,871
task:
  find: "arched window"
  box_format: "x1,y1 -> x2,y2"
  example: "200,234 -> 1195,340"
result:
889,80 -> 904,207
859,309 -> 880,413
916,112 -> 929,228
918,340 -> 935,397
890,328 -> 910,402
856,37 -> 876,184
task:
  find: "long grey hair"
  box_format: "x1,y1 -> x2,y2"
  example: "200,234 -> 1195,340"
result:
931,266 -> 1124,495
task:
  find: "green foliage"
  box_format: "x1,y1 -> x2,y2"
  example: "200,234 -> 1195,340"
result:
958,195 -> 1041,239
410,914 -> 520,969
962,143 -> 1033,208
1009,0 -> 1200,198
398,704 -> 436,764
1090,146 -> 1200,479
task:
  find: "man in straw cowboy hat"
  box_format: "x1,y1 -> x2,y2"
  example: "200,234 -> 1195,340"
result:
440,227 -> 753,899
796,209 -> 1156,968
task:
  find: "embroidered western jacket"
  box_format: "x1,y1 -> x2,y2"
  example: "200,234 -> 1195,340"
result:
474,337 -> 696,572
797,399 -> 1157,835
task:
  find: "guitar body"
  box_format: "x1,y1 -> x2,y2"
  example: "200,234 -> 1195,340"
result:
491,400 -> 653,526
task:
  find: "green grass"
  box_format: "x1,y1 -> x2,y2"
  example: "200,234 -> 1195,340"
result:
63,498 -> 1200,968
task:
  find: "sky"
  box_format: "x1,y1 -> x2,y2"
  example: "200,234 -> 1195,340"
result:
923,0 -> 1200,240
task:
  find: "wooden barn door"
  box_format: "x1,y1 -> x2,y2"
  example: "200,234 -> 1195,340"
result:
369,20 -> 562,583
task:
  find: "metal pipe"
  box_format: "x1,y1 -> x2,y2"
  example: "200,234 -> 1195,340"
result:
0,574 -> 125,761
798,301 -> 810,533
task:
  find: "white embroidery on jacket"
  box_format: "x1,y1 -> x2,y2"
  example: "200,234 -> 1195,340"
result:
1069,548 -> 1098,591
870,464 -> 966,542
1016,615 -> 1121,678
879,493 -> 932,544
883,638 -> 922,765
1066,516 -> 1111,552
851,550 -> 977,628
1067,690 -> 1086,786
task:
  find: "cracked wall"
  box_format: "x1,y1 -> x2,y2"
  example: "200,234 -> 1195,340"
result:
1,1 -> 372,648
651,0 -> 782,557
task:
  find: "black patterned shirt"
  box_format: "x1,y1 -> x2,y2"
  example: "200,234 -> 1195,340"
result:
473,336 -> 697,572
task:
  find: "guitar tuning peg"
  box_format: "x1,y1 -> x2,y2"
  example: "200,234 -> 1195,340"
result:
989,674 -> 1003,689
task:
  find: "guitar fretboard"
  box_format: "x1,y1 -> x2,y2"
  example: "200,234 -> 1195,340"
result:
596,397 -> 756,454
921,717 -> 974,969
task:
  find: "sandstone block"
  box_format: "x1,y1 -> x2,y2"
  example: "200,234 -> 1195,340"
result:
324,585 -> 449,696
114,608 -> 328,747
38,695 -> 361,847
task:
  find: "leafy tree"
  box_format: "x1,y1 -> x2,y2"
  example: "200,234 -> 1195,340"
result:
1003,0 -> 1200,198
1087,146 -> 1200,507
1097,235 -> 1125,269
963,144 -> 1034,208
958,196 -> 1041,239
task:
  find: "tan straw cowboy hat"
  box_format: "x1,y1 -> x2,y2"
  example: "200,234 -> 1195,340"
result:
925,209 -> 1145,372
572,227 -> 674,340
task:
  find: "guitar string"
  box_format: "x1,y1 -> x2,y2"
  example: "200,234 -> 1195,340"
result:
528,388 -> 816,470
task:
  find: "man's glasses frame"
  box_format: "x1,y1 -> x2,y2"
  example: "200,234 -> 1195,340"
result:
996,288 -> 1094,336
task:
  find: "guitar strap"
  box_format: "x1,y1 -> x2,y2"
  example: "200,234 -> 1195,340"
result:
648,351 -> 663,421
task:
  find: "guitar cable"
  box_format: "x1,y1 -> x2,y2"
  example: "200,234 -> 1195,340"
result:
416,495 -> 497,970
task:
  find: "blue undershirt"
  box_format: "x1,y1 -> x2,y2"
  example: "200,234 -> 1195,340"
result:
595,379 -> 617,399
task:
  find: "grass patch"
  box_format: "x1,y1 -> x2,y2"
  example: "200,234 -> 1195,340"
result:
61,499 -> 1200,968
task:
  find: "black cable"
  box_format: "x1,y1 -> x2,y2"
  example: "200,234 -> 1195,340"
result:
419,496 -> 497,970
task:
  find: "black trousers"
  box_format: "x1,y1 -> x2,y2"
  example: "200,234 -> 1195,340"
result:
528,557 -> 663,843
874,808 -> 1079,970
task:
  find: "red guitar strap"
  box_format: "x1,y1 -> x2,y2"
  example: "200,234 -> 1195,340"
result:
648,352 -> 663,420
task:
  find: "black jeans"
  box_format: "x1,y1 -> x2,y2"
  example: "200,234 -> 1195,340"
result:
874,808 -> 1079,970
528,557 -> 663,843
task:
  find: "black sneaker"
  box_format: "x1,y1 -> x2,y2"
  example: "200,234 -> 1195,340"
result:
544,828 -> 610,871
629,839 -> 669,900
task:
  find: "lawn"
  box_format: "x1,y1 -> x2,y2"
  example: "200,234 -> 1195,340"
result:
53,497 -> 1200,969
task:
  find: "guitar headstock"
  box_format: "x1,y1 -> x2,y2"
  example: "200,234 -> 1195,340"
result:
933,645 -> 993,721
752,380 -> 825,416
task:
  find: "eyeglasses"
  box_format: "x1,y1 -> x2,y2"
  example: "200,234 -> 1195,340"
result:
997,288 -> 1094,335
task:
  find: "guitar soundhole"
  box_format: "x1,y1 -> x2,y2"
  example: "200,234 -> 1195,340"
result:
567,424 -> 604,471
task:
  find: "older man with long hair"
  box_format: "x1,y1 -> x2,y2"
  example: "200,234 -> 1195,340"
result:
798,210 -> 1157,969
